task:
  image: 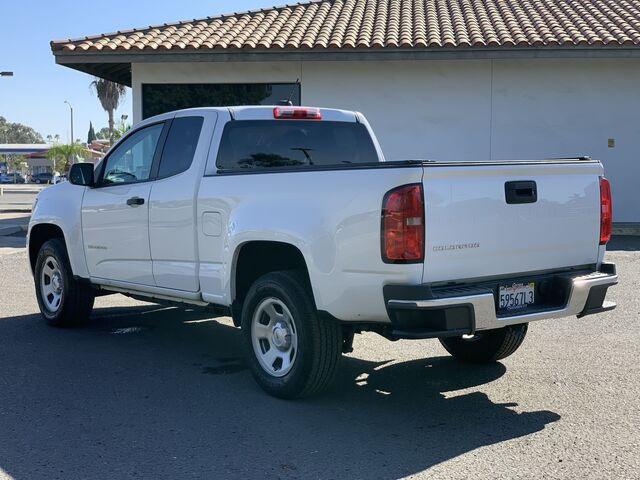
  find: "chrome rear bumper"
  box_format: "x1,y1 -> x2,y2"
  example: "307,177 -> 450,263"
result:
384,264 -> 617,338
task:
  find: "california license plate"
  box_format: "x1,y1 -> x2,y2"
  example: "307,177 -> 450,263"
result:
498,282 -> 535,311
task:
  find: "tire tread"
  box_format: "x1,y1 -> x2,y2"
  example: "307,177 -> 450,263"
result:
439,324 -> 528,363
35,238 -> 94,327
241,270 -> 342,399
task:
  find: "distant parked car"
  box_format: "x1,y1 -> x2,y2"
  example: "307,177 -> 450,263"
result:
0,173 -> 26,184
32,172 -> 53,184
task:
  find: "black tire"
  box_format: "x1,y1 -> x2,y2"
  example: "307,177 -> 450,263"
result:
241,270 -> 342,399
34,238 -> 95,327
439,324 -> 528,363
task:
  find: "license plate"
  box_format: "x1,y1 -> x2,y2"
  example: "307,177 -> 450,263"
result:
498,282 -> 535,311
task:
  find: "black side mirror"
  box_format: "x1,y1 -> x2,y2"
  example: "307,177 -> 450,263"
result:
69,163 -> 95,187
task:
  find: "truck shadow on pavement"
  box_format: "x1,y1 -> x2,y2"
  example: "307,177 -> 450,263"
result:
0,305 -> 560,480
607,235 -> 640,251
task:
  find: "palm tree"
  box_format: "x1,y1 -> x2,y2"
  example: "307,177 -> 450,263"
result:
46,143 -> 89,173
90,78 -> 126,144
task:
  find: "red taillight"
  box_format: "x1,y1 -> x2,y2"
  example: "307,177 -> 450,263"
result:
273,106 -> 321,120
599,176 -> 612,245
381,184 -> 424,263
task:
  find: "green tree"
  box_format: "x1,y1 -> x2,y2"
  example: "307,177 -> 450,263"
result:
6,155 -> 26,176
87,122 -> 96,144
114,118 -> 131,140
46,143 -> 89,173
0,116 -> 44,143
90,78 -> 127,143
0,118 -> 44,168
96,121 -> 128,144
46,134 -> 61,144
96,127 -> 110,140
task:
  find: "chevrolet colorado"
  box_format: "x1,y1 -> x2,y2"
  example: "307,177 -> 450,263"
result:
28,105 -> 617,398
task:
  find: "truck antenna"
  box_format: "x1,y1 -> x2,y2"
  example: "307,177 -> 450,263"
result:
277,78 -> 300,106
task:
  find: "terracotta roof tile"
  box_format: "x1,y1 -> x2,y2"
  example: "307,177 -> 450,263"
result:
51,0 -> 640,53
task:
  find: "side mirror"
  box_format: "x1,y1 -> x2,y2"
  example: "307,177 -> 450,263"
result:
69,163 -> 95,187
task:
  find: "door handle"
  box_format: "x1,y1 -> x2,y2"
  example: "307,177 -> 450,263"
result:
126,196 -> 145,206
505,181 -> 537,204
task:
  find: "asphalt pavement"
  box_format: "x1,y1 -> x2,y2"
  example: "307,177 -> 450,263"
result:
0,237 -> 638,479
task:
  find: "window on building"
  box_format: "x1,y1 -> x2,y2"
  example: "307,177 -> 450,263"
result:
216,120 -> 379,171
157,116 -> 204,178
142,83 -> 300,119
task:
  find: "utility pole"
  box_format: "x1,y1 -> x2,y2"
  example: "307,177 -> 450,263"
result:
64,100 -> 74,144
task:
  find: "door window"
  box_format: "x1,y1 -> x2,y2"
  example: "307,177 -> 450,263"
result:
101,123 -> 164,185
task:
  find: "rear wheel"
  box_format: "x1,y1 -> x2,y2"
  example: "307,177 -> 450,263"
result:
241,271 -> 342,399
35,239 -> 95,327
439,324 -> 528,363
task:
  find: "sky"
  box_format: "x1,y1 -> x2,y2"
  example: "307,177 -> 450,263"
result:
0,0 -> 275,143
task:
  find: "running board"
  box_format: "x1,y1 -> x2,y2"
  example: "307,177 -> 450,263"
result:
99,285 -> 209,307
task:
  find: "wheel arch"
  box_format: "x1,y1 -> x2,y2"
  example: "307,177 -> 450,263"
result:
28,223 -> 67,275
231,240 -> 315,326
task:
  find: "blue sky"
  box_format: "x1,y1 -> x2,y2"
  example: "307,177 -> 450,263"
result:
0,0 -> 274,142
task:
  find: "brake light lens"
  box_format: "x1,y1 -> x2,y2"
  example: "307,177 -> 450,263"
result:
273,106 -> 322,120
599,177 -> 612,245
381,183 -> 424,263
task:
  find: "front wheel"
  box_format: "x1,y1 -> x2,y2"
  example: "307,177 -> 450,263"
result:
439,324 -> 528,363
241,271 -> 342,399
35,239 -> 95,327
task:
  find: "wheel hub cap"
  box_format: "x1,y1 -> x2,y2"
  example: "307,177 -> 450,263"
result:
40,256 -> 64,313
251,298 -> 298,377
271,322 -> 291,350
52,273 -> 62,293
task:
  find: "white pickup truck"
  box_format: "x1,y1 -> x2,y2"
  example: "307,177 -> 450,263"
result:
28,105 -> 617,398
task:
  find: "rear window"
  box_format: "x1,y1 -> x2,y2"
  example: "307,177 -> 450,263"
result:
158,116 -> 204,178
216,120 -> 378,171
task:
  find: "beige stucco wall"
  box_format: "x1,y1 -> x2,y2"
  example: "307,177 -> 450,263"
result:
132,58 -> 640,222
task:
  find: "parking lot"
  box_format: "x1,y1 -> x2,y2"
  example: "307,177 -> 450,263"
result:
0,234 -> 638,479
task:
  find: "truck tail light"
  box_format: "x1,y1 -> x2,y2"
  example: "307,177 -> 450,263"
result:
599,177 -> 612,245
381,183 -> 424,263
273,106 -> 321,120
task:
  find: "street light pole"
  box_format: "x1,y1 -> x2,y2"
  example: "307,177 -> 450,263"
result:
0,71 -> 13,77
64,100 -> 74,144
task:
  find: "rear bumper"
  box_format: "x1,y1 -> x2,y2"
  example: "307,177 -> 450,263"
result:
384,263 -> 618,339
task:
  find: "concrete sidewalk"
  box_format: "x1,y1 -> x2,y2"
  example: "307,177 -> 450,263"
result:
0,184 -> 42,213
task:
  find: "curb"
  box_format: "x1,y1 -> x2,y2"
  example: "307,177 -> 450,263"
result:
0,208 -> 32,213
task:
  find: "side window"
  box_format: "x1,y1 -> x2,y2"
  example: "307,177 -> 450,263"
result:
101,123 -> 164,185
157,116 -> 204,178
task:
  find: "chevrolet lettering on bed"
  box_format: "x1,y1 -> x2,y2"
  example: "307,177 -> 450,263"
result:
27,105 -> 618,399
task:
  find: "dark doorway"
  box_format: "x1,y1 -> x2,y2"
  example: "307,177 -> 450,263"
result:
142,83 -> 301,119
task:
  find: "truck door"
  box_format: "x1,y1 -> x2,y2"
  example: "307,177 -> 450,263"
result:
148,110 -> 217,292
81,122 -> 167,285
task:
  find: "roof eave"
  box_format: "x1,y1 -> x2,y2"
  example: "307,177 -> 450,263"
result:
53,46 -> 640,86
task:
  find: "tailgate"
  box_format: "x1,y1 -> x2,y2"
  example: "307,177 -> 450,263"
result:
421,161 -> 603,283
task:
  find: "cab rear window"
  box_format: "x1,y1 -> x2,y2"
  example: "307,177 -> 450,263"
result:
216,120 -> 378,171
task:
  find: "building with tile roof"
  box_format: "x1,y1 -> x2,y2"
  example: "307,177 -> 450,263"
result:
51,0 -> 640,223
